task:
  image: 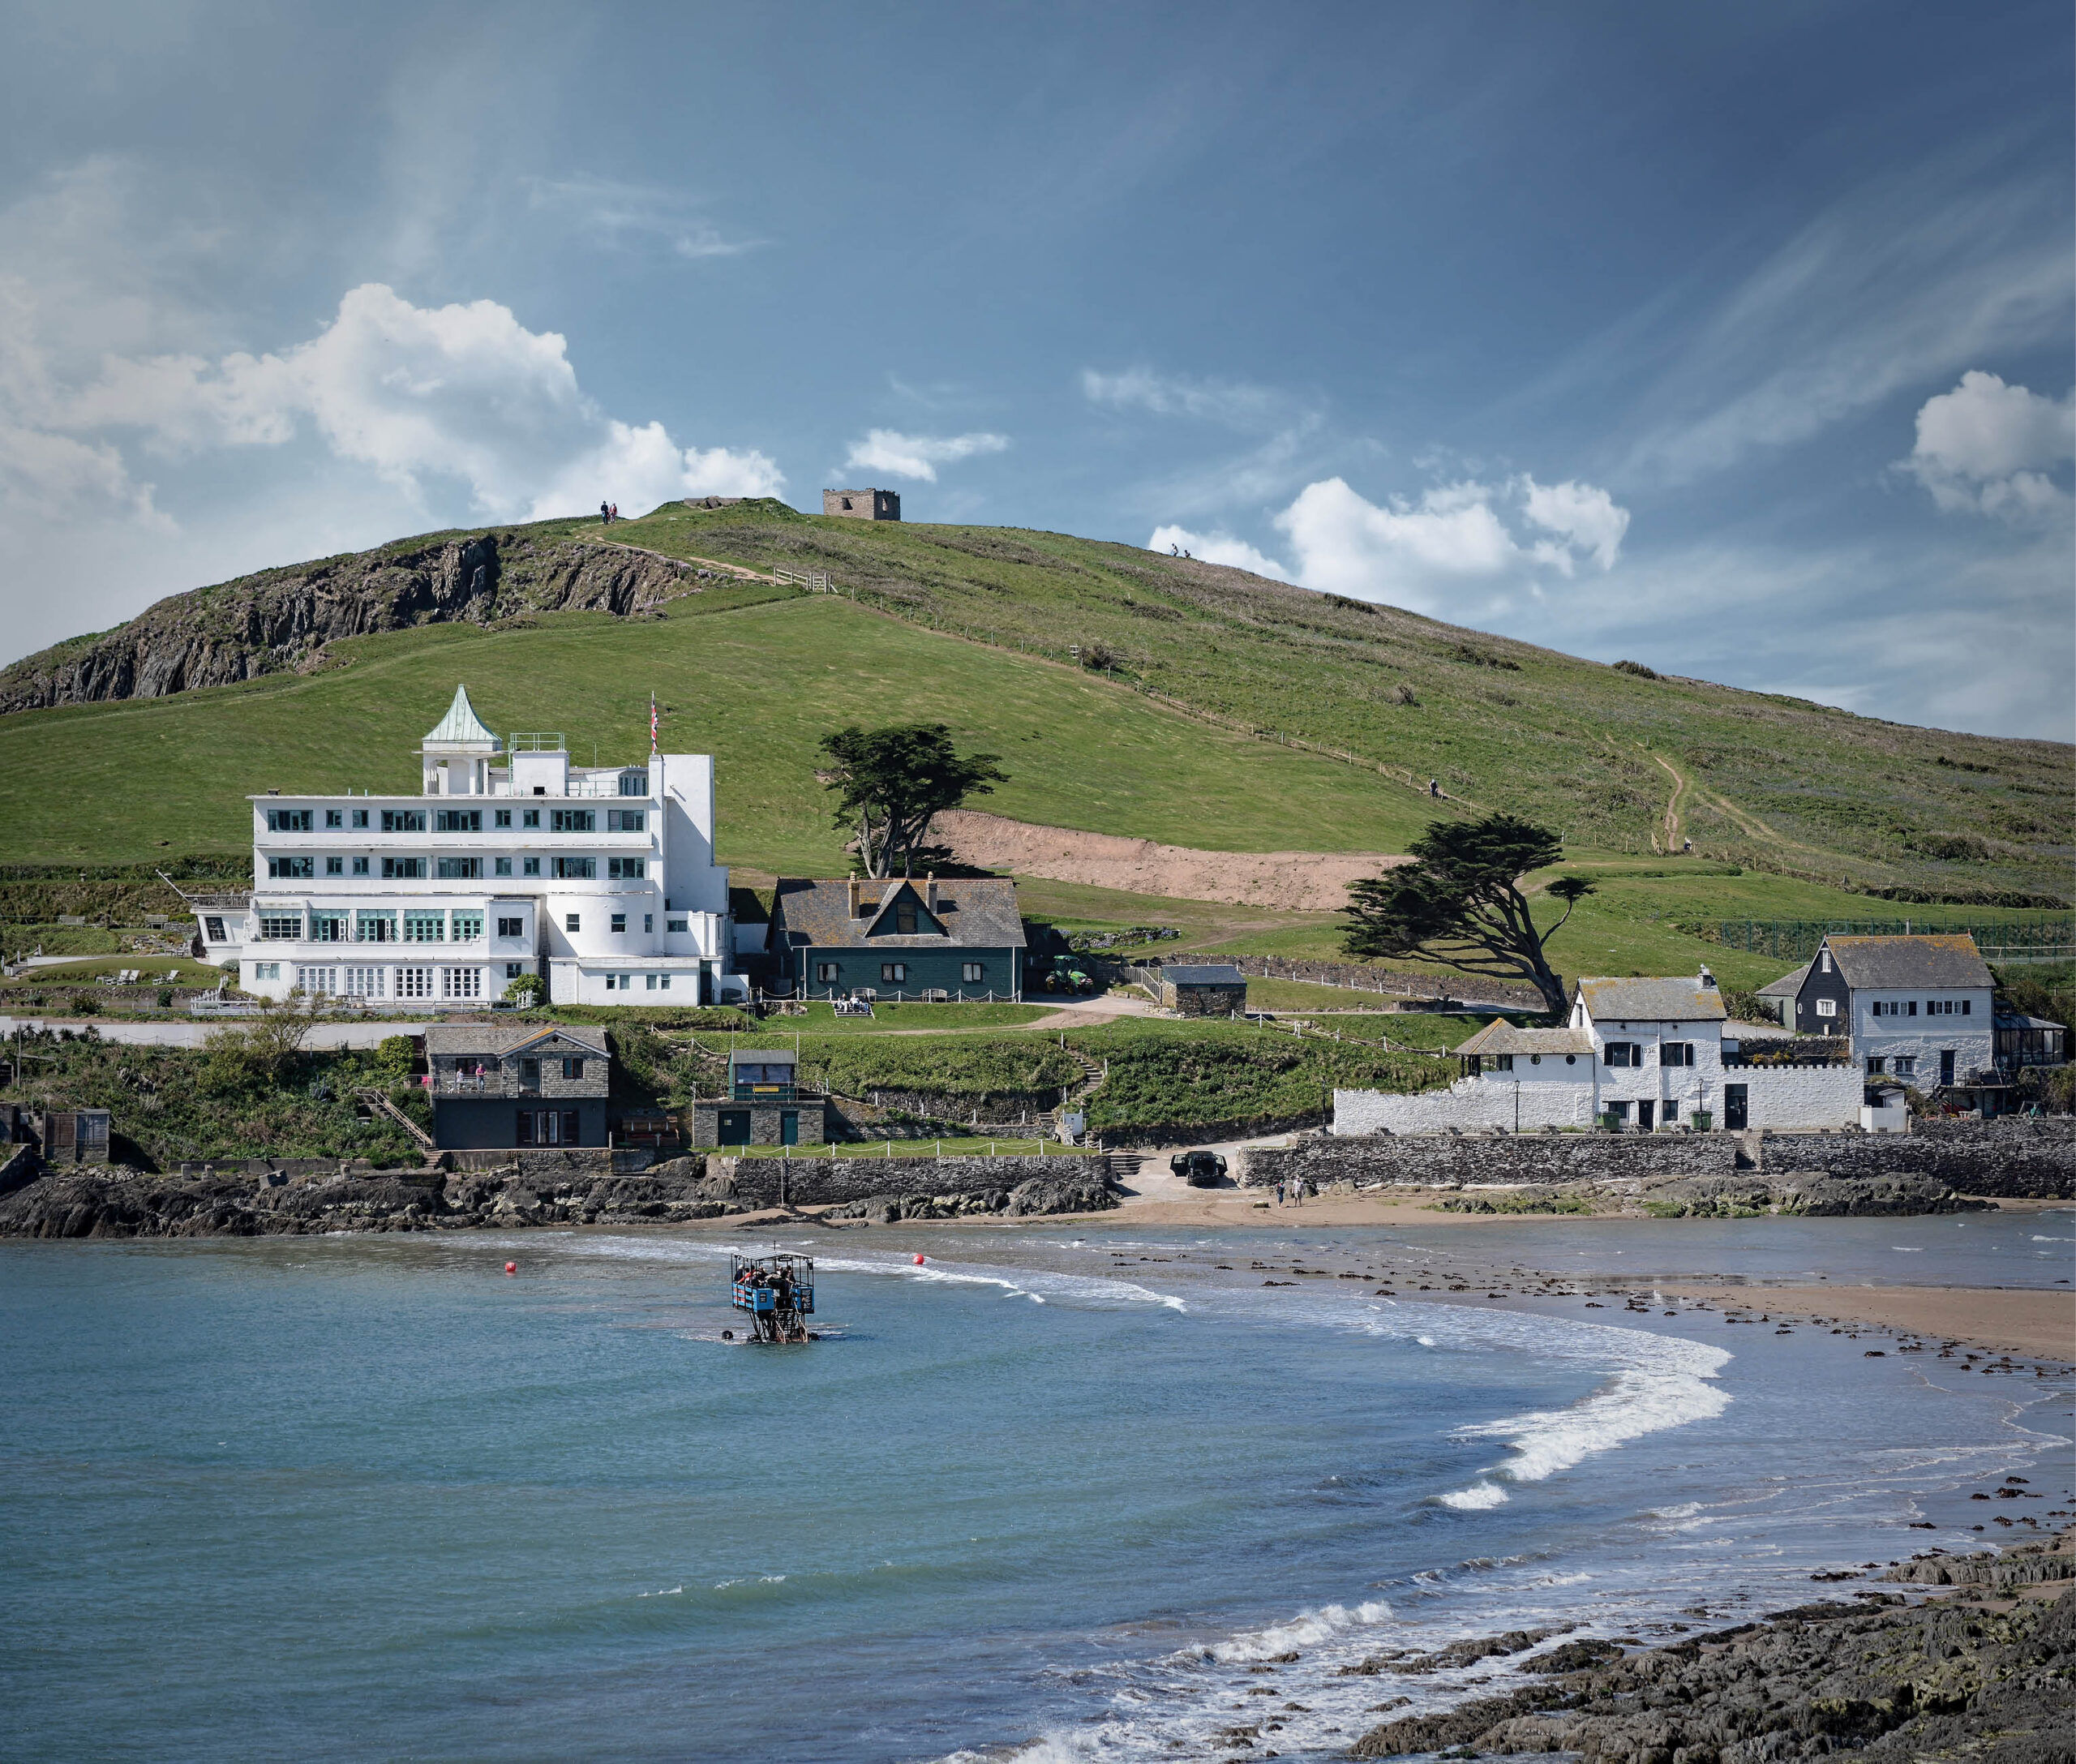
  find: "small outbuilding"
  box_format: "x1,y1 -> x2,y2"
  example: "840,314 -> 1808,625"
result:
688,1048 -> 832,1148
38,1109 -> 111,1165
1155,963 -> 1249,1017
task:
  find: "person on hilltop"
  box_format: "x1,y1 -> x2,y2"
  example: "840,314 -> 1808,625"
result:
600,500 -> 611,525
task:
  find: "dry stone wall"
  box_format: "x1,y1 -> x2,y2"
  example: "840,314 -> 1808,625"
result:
706,1152 -> 1108,1208
1759,1118 -> 2074,1197
1245,1134 -> 1740,1188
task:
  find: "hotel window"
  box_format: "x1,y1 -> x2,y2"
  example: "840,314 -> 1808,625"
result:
607,809 -> 646,831
494,856 -> 513,877
268,856 -> 315,878
381,856 -> 427,878
607,857 -> 645,878
341,966 -> 385,998
258,915 -> 302,940
611,912 -> 627,934
645,972 -> 658,989
522,809 -> 540,829
881,962 -> 907,984
324,856 -> 344,876
402,912 -> 445,943
619,771 -> 648,796
266,809 -> 314,832
435,809 -> 482,833
204,916 -> 225,942
449,912 -> 484,942
294,966 -> 337,995
397,966 -> 434,998
523,856 -> 541,877
495,809 -> 512,829
351,809 -> 369,830
551,809 -> 595,833
355,911 -> 396,943
380,809 -> 427,833
816,961 -> 839,982
497,917 -> 524,938
644,914 -> 653,934
505,963 -> 524,980
251,961 -> 280,981
311,914 -> 348,943
325,809 -> 344,829
667,917 -> 688,934
962,963 -> 984,984
565,913 -> 581,933
352,856 -> 370,876
554,856 -> 596,879
436,856 -> 483,879
441,967 -> 482,999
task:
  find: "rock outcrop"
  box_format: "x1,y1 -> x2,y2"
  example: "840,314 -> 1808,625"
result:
0,529 -> 708,715
1350,1534 -> 2076,1763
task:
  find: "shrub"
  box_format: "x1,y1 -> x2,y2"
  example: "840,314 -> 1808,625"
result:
373,1035 -> 418,1082
1613,659 -> 1659,679
503,972 -> 547,1006
1079,640 -> 1119,672
71,994 -> 100,1015
156,988 -> 174,1007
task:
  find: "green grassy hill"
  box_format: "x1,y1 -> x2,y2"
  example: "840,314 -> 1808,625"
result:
0,501 -> 2067,988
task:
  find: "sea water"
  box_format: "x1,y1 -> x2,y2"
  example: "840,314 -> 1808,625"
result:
0,1211 -> 2067,1762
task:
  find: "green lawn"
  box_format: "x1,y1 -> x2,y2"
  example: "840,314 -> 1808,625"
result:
731,1137 -> 1093,1159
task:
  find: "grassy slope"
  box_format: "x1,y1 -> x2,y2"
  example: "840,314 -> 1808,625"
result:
1,505 -> 2067,990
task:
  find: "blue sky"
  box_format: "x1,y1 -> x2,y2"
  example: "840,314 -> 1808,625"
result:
2,1 -> 2070,738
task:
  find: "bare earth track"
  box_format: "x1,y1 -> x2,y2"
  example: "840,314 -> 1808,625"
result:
934,810 -> 1405,912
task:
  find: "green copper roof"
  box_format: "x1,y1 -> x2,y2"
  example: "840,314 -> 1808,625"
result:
422,684 -> 500,748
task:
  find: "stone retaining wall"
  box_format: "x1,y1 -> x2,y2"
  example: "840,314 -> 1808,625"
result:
1242,1134 -> 1740,1189
1760,1119 -> 2074,1197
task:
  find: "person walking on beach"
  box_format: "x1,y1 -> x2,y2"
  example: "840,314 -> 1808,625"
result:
1274,1179 -> 1285,1206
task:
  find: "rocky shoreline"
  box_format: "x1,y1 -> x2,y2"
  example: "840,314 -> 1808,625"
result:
0,1160 -> 1117,1238
1333,1530 -> 2074,1764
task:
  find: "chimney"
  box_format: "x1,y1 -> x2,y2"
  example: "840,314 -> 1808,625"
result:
847,873 -> 859,919
1698,964 -> 1716,989
925,872 -> 937,912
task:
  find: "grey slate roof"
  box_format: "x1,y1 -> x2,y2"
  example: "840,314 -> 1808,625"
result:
1456,1019 -> 1593,1056
1576,976 -> 1728,1023
729,1048 -> 796,1066
423,1023 -> 607,1059
1825,934 -> 1992,991
1165,964 -> 1246,985
770,877 -> 1027,950
1756,963 -> 1810,999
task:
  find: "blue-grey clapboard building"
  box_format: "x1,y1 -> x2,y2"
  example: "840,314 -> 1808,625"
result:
764,875 -> 1025,1000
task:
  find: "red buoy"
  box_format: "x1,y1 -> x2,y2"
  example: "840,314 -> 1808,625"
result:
913,1254 -> 926,1265
504,1261 -> 517,1275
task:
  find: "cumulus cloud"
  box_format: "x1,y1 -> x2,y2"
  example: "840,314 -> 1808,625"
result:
1145,524 -> 1291,580
26,282 -> 783,517
1267,474 -> 1629,612
841,427 -> 1009,482
1902,369 -> 2074,521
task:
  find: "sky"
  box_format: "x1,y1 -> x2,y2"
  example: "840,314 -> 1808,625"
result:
1,1 -> 2070,740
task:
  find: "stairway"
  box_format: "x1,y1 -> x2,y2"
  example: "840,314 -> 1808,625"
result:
1097,1149 -> 1143,1187
356,1088 -> 440,1161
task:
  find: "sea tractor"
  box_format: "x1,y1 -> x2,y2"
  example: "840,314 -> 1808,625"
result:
730,1253 -> 816,1344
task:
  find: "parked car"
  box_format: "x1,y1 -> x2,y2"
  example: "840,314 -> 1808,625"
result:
1169,1148 -> 1228,1187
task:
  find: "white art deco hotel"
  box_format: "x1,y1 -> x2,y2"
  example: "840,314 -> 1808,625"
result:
196,686 -> 739,1007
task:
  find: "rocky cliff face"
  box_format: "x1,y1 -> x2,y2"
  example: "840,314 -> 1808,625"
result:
0,530 -> 697,715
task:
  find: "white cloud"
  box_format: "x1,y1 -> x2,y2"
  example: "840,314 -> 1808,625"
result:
841,427 -> 1009,483
1081,366 -> 1283,427
1902,369 -> 2074,521
521,175 -> 759,260
27,282 -> 783,518
1145,524 -> 1291,580
1267,473 -> 1628,612
1520,477 -> 1629,571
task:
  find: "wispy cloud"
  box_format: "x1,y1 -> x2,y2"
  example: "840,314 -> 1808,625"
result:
841,427 -> 1009,483
523,174 -> 761,260
1080,365 -> 1288,427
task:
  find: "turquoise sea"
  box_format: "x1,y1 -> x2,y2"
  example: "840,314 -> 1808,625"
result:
2,1211 -> 2069,1762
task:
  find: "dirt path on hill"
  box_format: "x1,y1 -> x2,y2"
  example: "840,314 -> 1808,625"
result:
1653,753 -> 1689,853
933,810 -> 1405,912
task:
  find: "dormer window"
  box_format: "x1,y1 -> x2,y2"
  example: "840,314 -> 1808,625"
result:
1820,950 -> 1831,973
894,899 -> 918,934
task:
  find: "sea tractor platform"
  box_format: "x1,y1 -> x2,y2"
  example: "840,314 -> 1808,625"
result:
731,1253 -> 816,1344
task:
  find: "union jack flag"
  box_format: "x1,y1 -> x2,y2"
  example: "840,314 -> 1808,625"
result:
650,694 -> 658,755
